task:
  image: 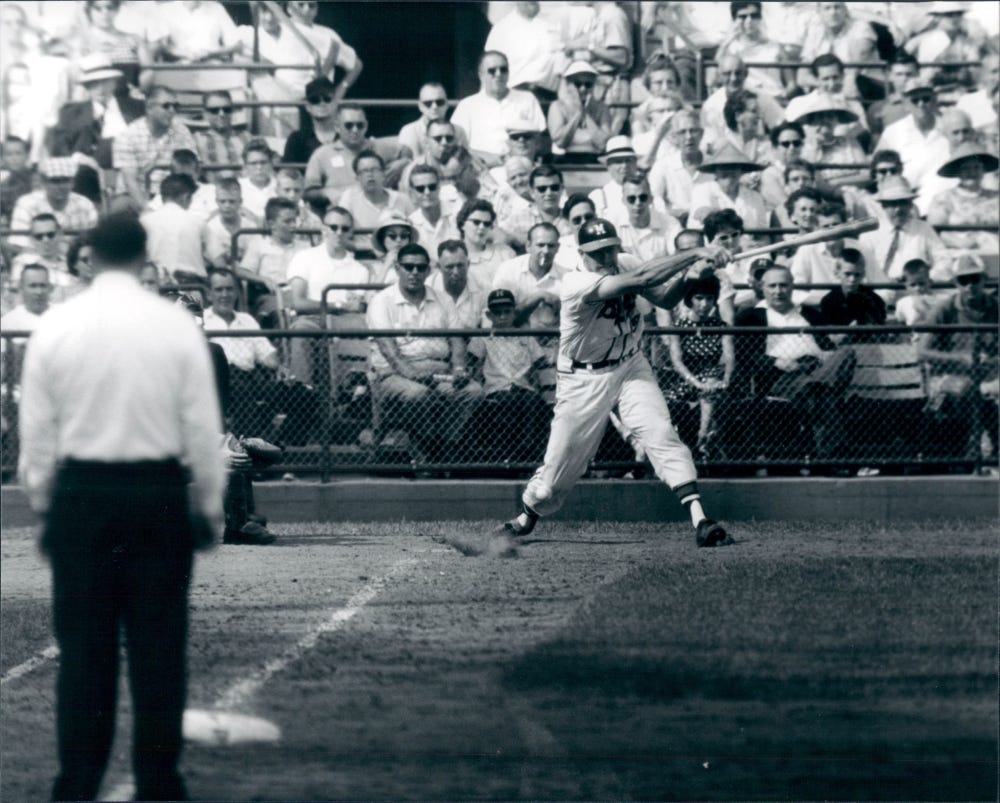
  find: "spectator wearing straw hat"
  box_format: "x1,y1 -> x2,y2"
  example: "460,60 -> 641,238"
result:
859,175 -> 950,281
686,143 -> 768,231
547,61 -> 614,163
926,142 -> 1000,259
369,209 -> 418,286
587,135 -> 638,222
792,94 -> 867,185
48,54 -> 144,204
8,158 -> 99,254
875,78 -> 948,191
915,108 -> 982,213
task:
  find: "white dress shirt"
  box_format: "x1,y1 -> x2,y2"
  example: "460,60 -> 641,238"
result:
18,271 -> 225,518
875,115 -> 949,193
859,218 -> 952,281
141,202 -> 207,277
365,283 -> 455,371
687,181 -> 770,230
484,9 -> 563,91
450,90 -> 545,157
492,255 -> 564,329
286,246 -> 372,306
202,307 -> 277,373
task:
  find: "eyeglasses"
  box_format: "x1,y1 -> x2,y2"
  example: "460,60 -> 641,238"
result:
32,231 -> 58,240
778,138 -> 803,148
246,159 -> 270,167
206,105 -> 233,115
909,94 -> 935,105
43,176 -> 73,183
570,212 -> 595,225
956,273 -> 983,286
625,193 -> 650,204
875,166 -> 901,176
431,134 -> 455,144
341,121 -> 366,131
306,93 -> 335,105
383,231 -> 411,241
466,217 -> 493,227
534,183 -> 561,194
509,132 -> 535,142
156,101 -> 179,110
735,11 -> 762,19
326,223 -> 352,233
398,262 -> 429,273
422,98 -> 447,108
485,66 -> 509,76
411,182 -> 439,193
572,81 -> 595,90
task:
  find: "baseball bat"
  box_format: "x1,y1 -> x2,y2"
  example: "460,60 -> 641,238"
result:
731,218 -> 880,262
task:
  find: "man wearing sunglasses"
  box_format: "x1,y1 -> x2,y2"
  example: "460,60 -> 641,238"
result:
483,0 -> 562,99
11,215 -> 71,298
408,165 -> 459,260
194,90 -> 248,168
614,173 -> 683,264
399,120 -> 463,196
451,51 -> 545,160
8,158 -> 98,255
286,206 -> 372,391
503,165 -> 572,249
113,86 -> 197,205
501,217 -> 734,548
304,103 -> 412,204
398,83 -> 468,161
875,79 -> 947,191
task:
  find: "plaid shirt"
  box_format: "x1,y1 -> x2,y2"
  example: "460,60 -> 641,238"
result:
8,191 -> 99,250
112,117 -> 197,177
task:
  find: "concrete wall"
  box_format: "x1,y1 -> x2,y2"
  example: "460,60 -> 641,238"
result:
2,477 -> 996,529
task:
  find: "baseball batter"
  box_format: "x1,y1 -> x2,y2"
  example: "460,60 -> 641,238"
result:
503,218 -> 732,547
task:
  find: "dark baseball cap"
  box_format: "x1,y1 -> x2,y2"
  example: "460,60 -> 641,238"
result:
577,218 -> 621,253
750,258 -> 778,279
487,289 -> 516,310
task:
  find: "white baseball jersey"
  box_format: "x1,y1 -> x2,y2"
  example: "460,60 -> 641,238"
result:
556,253 -> 644,371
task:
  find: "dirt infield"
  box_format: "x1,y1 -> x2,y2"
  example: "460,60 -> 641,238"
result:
2,519 -> 996,802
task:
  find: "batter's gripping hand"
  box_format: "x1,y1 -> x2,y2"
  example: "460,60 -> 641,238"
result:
699,245 -> 732,269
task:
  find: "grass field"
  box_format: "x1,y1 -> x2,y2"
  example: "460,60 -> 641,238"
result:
1,519 -> 996,802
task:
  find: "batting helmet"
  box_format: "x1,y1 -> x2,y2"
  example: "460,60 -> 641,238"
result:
577,218 -> 621,253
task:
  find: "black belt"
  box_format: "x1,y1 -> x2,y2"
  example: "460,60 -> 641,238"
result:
571,349 -> 638,372
60,458 -> 186,482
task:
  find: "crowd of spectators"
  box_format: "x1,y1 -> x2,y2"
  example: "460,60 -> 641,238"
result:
1,0 -> 998,472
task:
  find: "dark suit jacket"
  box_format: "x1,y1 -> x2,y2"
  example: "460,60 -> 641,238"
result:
48,95 -> 145,168
734,305 -> 836,397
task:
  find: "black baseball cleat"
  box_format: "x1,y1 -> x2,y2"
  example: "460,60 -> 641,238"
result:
224,522 -> 277,545
696,518 -> 730,548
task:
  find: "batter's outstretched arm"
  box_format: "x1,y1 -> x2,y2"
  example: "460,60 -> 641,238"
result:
583,246 -> 729,304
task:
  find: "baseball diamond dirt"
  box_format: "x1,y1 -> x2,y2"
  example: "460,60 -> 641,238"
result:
1,519 -> 996,802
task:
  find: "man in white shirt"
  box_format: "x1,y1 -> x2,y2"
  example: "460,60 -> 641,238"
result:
18,211 -> 224,801
397,82 -> 468,160
203,268 -> 281,437
956,53 -> 1000,131
286,206 -> 371,392
700,54 -> 784,147
484,0 -> 564,95
614,173 -> 683,262
450,51 -> 546,161
1,264 -> 51,415
589,136 -> 639,222
237,197 -> 306,323
280,0 -> 363,103
140,173 -> 207,283
408,165 -> 459,262
338,150 -> 413,252
687,144 -> 769,231
648,110 -> 713,220
428,240 -> 487,330
875,79 -> 949,193
238,139 -> 278,221
202,178 -> 260,269
859,176 -> 951,281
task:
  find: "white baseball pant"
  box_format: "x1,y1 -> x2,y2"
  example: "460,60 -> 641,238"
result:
522,353 -> 698,517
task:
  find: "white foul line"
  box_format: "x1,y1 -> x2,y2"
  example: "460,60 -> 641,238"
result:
102,556 -> 420,801
0,645 -> 59,687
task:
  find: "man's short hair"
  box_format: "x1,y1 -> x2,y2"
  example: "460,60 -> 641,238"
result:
785,186 -> 823,215
244,138 -> 272,161
529,165 -> 562,188
215,176 -> 241,195
427,119 -> 455,135
730,1 -> 761,18
409,164 -> 440,185
205,89 -> 233,104
397,243 -> 430,264
324,205 -> 354,225
784,158 -> 815,181
902,258 -> 930,274
816,201 -> 848,221
278,167 -> 303,182
674,228 -> 705,249
621,170 -> 649,189
208,267 -> 238,287
810,53 -> 844,77
769,121 -> 805,146
527,221 -> 559,242
352,149 -> 384,174
170,148 -> 200,170
146,85 -> 175,103
159,173 -> 197,202
336,102 -> 366,118
437,239 -> 468,259
30,212 -> 59,228
561,193 -> 594,219
19,262 -> 50,282
91,212 -> 147,266
478,50 -> 508,70
702,209 -> 744,241
264,196 -> 297,222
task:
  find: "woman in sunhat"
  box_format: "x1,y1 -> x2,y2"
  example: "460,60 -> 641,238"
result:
547,61 -> 614,163
369,209 -> 417,285
687,143 -> 768,231
927,142 -> 1000,256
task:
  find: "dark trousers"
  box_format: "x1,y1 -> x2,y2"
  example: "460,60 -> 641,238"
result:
45,460 -> 194,802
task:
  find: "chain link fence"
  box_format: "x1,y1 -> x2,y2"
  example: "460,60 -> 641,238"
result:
3,322 -> 996,481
